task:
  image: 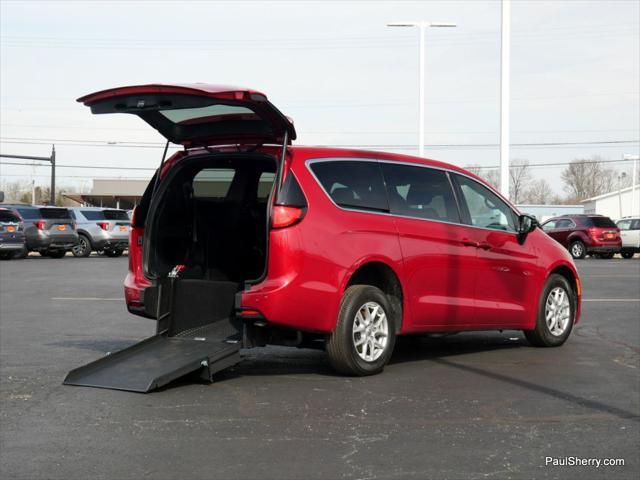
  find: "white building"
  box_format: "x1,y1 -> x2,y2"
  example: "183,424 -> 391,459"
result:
582,185 -> 640,220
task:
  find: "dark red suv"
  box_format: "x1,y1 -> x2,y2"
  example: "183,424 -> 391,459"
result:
67,84 -> 582,388
541,214 -> 621,259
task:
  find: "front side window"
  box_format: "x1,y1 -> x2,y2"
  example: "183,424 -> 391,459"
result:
542,219 -> 557,231
381,163 -> 459,223
310,160 -> 388,212
455,175 -> 517,232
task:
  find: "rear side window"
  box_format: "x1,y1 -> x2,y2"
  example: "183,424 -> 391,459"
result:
40,208 -> 71,220
257,172 -> 276,201
455,175 -> 517,232
193,168 -> 236,198
588,216 -> 617,228
103,210 -> 129,221
15,208 -> 40,220
381,164 -> 459,223
0,211 -> 20,222
80,210 -> 106,221
310,160 -> 388,212
556,219 -> 575,228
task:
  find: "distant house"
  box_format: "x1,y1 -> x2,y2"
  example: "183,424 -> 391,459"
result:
581,185 -> 640,220
516,204 -> 584,223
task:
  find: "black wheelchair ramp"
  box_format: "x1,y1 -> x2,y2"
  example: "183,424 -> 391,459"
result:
64,277 -> 243,393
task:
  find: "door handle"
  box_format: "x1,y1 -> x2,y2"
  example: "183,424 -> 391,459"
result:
461,239 -> 479,248
477,242 -> 492,250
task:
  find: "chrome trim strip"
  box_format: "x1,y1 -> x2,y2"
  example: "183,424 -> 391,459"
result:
304,157 -> 519,236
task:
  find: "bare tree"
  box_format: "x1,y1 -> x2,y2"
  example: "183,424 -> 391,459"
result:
465,165 -> 499,188
521,178 -> 554,204
509,159 -> 532,204
561,156 -> 617,201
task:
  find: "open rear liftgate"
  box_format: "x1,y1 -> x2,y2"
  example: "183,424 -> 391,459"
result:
64,274 -> 243,393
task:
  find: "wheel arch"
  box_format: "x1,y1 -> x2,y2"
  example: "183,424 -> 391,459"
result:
548,262 -> 581,324
344,260 -> 404,333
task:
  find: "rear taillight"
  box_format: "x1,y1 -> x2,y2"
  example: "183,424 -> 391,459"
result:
97,221 -> 110,231
35,220 -> 46,230
271,206 -> 304,229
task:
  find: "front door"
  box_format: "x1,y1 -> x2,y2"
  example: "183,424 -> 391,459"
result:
452,174 -> 538,328
380,163 -> 476,330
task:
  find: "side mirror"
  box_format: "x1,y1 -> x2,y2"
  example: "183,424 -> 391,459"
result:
517,214 -> 538,244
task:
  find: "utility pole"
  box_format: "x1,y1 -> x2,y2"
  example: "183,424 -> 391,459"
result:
499,0 -> 511,198
0,145 -> 57,205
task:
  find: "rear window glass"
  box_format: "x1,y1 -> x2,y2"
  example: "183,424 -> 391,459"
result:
40,208 -> 71,219
193,168 -> 236,198
310,160 -> 388,212
160,105 -> 255,125
381,164 -> 459,223
103,210 -> 130,221
80,210 -> 105,221
588,216 -> 617,228
16,208 -> 40,220
0,211 -> 20,222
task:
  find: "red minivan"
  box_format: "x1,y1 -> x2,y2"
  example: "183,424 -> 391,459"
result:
75,84 -> 581,379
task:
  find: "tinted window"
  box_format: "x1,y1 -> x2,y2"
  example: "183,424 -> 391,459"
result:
276,173 -> 307,207
632,220 -> 640,230
40,208 -> 71,220
257,172 -> 276,201
310,160 -> 388,212
588,216 -> 617,228
193,168 -> 236,198
80,210 -> 106,221
103,210 -> 130,221
15,208 -> 40,220
556,219 -> 575,229
381,164 -> 459,222
0,211 -> 20,222
455,175 -> 517,232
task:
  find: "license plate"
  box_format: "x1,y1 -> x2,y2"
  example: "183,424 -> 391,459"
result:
119,225 -> 128,231
7,226 -> 15,233
57,225 -> 66,231
605,233 -> 614,239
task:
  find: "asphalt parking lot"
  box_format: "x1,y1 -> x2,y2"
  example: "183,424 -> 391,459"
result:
1,256 -> 638,479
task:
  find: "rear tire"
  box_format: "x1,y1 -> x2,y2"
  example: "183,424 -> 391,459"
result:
39,251 -> 50,257
47,250 -> 66,258
569,240 -> 586,259
0,252 -> 14,260
621,251 -> 635,259
14,246 -> 28,259
104,249 -> 123,258
524,274 -> 575,347
326,285 -> 396,376
72,234 -> 92,258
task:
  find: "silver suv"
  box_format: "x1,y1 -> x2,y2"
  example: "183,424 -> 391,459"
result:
69,207 -> 130,257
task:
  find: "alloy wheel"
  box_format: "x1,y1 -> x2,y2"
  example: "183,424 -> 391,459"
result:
352,302 -> 389,362
545,287 -> 571,336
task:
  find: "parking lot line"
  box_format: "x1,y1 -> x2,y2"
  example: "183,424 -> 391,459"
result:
582,299 -> 640,302
51,297 -> 122,301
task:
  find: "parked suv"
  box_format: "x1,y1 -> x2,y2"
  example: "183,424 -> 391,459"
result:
616,217 -> 640,259
3,205 -> 78,258
541,214 -> 621,259
75,84 -> 582,377
69,207 -> 130,257
0,207 -> 26,260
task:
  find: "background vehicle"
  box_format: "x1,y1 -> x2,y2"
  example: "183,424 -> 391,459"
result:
541,214 -> 621,259
65,84 -> 581,392
69,207 -> 130,257
3,205 -> 78,258
0,207 -> 26,260
616,217 -> 640,259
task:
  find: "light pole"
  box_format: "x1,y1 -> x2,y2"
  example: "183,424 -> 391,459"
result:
387,21 -> 457,157
624,154 -> 639,216
499,0 -> 511,198
618,172 -> 627,219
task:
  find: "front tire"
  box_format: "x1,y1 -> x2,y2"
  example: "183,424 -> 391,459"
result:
72,235 -> 92,257
569,240 -> 586,259
326,285 -> 396,376
524,274 -> 575,347
621,251 -> 635,259
47,250 -> 66,258
104,249 -> 123,258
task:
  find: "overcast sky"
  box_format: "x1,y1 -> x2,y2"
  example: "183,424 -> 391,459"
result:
1,0 -> 638,195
